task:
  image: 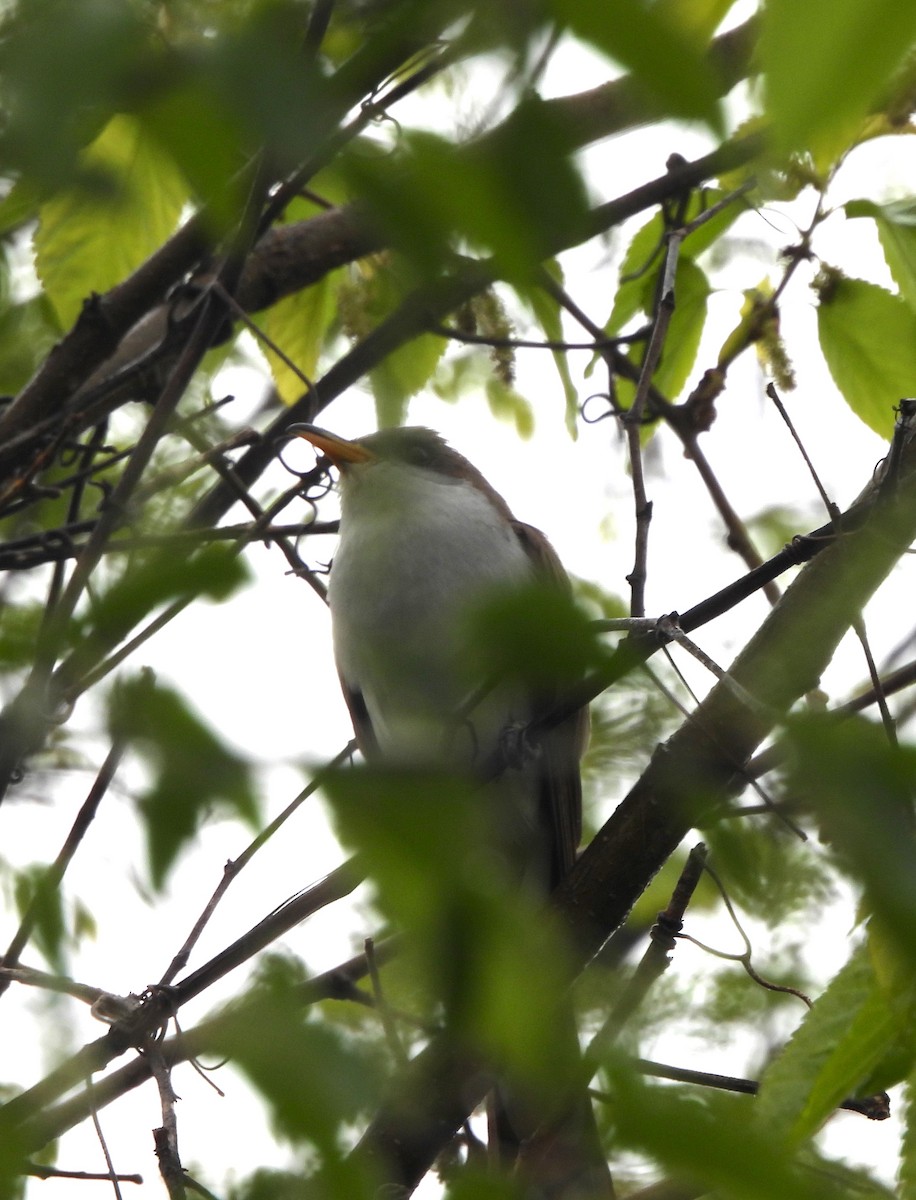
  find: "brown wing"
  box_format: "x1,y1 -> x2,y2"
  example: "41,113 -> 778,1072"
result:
512,521 -> 588,886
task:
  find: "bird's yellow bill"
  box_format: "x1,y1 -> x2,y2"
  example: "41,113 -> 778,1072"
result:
288,424 -> 375,468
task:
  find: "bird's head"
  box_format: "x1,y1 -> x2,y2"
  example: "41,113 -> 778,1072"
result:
288,424 -> 514,519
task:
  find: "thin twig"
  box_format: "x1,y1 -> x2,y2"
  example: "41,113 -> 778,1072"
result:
210,281 -> 316,394
542,265 -> 776,601
655,615 -> 776,723
0,738 -> 126,997
767,381 -> 897,745
37,423 -> 111,671
0,964 -> 128,1007
365,936 -> 409,1067
12,936 -> 399,1153
0,521 -> 337,571
150,1053 -> 186,1200
621,224 -> 683,617
587,844 -> 708,1061
157,742 -> 356,986
623,1059 -> 889,1119
86,1075 -> 125,1200
430,324 -> 632,352
24,1164 -> 142,1184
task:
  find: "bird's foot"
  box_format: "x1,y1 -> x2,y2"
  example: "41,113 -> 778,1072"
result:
499,722 -> 540,771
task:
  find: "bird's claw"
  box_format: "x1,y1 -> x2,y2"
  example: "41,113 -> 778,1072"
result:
499,722 -> 540,770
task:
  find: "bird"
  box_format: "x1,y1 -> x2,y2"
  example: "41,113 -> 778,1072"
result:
291,423 -> 587,890
290,423 -> 612,1197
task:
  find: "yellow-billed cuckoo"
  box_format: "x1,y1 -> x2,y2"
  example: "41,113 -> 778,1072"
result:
292,424 -> 612,1197
292,423 -> 586,889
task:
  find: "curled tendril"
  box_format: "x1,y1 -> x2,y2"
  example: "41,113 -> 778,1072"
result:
274,431 -> 328,481
303,470 -> 335,505
293,496 -> 319,533
579,392 -> 617,425
365,107 -> 403,148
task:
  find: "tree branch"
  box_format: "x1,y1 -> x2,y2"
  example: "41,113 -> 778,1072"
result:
350,402 -> 916,1193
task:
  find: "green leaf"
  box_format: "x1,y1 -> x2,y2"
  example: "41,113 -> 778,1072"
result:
762,0 -> 916,157
700,817 -> 836,930
13,864 -> 66,972
372,331 -> 446,429
613,256 -> 711,407
323,765 -> 575,1088
901,1069 -> 916,1200
655,0 -> 740,40
213,967 -> 381,1198
258,271 -> 342,404
757,938 -> 913,1145
599,187 -> 739,370
139,83 -> 249,234
484,377 -> 535,438
549,0 -> 725,133
0,1121 -> 30,1200
337,258 -> 447,427
467,581 -> 607,692
0,602 -> 47,671
786,717 -> 916,966
652,257 -> 710,399
605,214 -> 665,338
846,198 -> 916,311
0,177 -> 44,238
84,545 -> 248,651
0,0 -> 151,189
611,1064 -> 842,1200
815,273 -> 916,439
0,293 -> 62,394
35,114 -> 188,328
344,101 -> 590,282
110,675 -> 258,888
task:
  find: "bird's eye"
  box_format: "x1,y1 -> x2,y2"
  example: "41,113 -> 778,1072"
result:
403,443 -> 432,467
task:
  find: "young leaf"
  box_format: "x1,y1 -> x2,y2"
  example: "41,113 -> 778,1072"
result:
35,114 -> 188,328
214,968 -> 383,1148
259,270 -> 342,404
846,198 -> 916,311
614,256 -> 711,408
338,257 -> 446,427
372,332 -> 447,430
815,272 -> 916,439
484,377 -> 535,438
83,546 -> 249,652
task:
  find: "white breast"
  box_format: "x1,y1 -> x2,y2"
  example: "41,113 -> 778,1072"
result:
329,459 -> 534,764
